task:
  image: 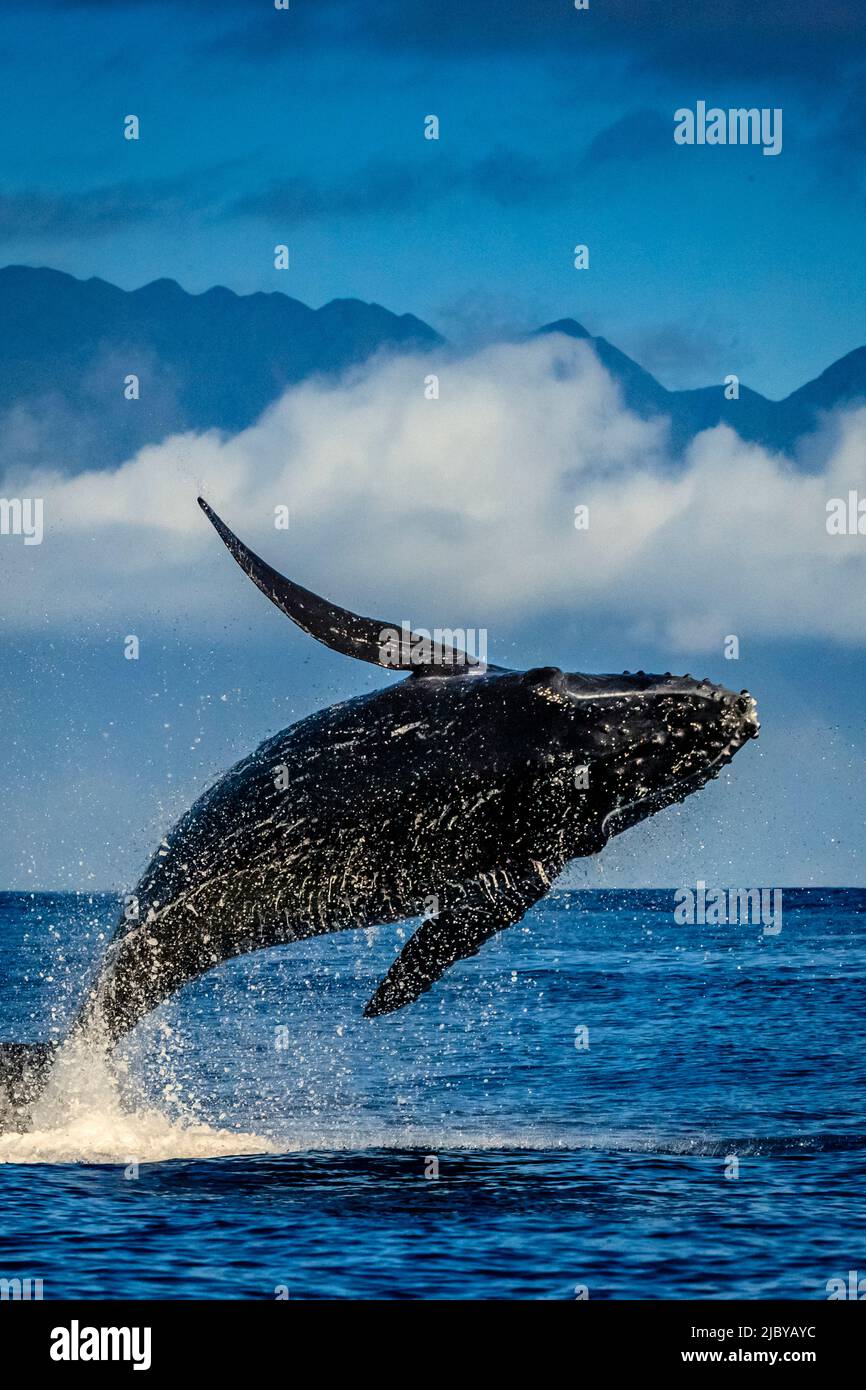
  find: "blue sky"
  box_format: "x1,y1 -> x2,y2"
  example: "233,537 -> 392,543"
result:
1,0 -> 865,891
0,0 -> 864,395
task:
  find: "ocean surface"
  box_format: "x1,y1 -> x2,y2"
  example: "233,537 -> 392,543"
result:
0,887 -> 863,1300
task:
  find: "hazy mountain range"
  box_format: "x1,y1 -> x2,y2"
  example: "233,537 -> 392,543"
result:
535,319 -> 866,456
1,264 -> 864,476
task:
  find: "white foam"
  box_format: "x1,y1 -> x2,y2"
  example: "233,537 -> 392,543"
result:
0,1029 -> 276,1166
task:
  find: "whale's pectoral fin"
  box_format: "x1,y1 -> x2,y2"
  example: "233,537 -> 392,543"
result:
363,862 -> 557,1017
362,912 -> 501,1017
198,496 -> 488,672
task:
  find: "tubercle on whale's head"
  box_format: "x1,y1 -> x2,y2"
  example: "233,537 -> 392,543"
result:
520,665 -> 759,837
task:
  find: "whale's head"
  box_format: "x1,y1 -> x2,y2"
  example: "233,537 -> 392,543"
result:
521,666 -> 759,846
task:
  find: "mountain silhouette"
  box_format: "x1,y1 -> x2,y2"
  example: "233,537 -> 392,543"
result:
0,266 -> 863,476
533,319 -> 866,455
0,265 -> 441,473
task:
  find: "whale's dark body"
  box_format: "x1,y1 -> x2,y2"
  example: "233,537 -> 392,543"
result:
0,499 -> 759,1130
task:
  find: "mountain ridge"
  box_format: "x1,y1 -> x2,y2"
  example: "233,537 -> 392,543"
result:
1,265 -> 863,474
533,317 -> 865,454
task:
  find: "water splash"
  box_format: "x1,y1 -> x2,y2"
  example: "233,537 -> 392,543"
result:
0,1025 -> 276,1165
3,1026 -> 862,1166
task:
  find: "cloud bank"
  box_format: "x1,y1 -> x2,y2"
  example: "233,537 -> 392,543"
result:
3,333 -> 865,653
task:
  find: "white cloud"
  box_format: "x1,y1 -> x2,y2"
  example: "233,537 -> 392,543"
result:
2,333 -> 865,650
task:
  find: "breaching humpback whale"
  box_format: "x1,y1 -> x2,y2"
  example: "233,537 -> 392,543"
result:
0,498 -> 758,1130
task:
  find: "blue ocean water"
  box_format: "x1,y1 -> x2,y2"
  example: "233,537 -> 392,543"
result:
0,887 -> 863,1299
